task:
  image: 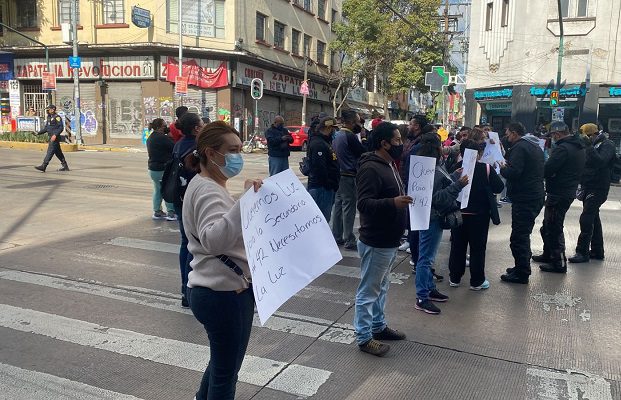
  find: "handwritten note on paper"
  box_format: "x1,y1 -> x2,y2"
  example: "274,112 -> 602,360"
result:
480,132 -> 504,165
239,169 -> 343,325
457,148 -> 478,209
408,155 -> 436,231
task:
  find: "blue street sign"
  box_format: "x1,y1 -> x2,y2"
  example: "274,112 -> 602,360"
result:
69,56 -> 81,69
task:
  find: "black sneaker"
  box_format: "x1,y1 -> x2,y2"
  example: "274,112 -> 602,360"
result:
429,289 -> 449,302
431,269 -> 444,282
415,299 -> 441,314
181,296 -> 189,308
539,264 -> 567,273
358,339 -> 390,357
500,272 -> 529,284
373,326 -> 406,341
589,251 -> 604,261
568,253 -> 590,263
532,254 -> 551,263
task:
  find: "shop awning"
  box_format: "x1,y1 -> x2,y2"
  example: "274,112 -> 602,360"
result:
344,102 -> 371,115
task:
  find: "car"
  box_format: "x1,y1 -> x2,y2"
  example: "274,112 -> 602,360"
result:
286,126 -> 310,151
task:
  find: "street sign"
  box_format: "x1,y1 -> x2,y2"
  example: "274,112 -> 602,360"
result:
8,79 -> 20,119
550,90 -> 559,107
131,6 -> 152,28
425,66 -> 449,92
69,56 -> 81,69
300,81 -> 309,96
251,78 -> 264,100
175,76 -> 188,95
552,107 -> 564,122
42,72 -> 57,91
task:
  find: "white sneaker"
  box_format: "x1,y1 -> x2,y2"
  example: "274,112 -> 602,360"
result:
470,280 -> 490,291
166,212 -> 178,221
449,279 -> 460,287
398,241 -> 410,251
152,210 -> 167,220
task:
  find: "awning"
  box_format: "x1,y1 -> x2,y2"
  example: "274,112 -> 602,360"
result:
344,101 -> 371,115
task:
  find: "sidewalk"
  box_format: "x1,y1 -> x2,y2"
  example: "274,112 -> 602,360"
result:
80,143 -> 147,153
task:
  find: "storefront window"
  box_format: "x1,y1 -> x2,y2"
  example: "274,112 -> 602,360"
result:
598,103 -> 621,152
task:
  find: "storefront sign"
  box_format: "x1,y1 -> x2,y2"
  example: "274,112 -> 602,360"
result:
529,86 -> 586,98
236,62 -> 332,103
16,116 -> 41,132
131,6 -> 152,28
14,57 -> 155,80
8,80 -> 20,119
609,87 -> 621,97
42,72 -> 57,90
162,57 -> 228,89
474,88 -> 512,100
346,87 -> 369,103
485,102 -> 512,111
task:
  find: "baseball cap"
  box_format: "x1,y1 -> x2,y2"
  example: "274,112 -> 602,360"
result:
46,104 -> 56,110
580,123 -> 598,135
371,117 -> 384,130
549,121 -> 568,133
318,116 -> 336,130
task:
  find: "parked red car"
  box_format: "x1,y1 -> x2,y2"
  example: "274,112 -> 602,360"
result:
286,126 -> 310,151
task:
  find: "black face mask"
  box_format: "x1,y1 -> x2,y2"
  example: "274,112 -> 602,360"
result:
352,124 -> 362,134
387,144 -> 404,161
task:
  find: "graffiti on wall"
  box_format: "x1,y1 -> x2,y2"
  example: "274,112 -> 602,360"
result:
217,108 -> 230,123
109,98 -> 143,138
58,96 -> 98,135
143,96 -> 176,126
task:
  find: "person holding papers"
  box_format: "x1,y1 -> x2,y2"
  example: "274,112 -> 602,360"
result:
183,121 -> 262,400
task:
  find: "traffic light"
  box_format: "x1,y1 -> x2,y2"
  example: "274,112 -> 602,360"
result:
251,78 -> 263,100
550,90 -> 559,107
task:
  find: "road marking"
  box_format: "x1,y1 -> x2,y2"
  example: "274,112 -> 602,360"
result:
526,367 -> 612,400
0,362 -> 145,400
0,304 -> 331,397
0,270 -> 356,344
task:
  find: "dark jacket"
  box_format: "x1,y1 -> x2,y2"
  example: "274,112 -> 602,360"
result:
172,134 -> 198,205
37,113 -> 64,139
266,124 -> 293,157
456,161 -> 505,215
332,128 -> 366,176
431,165 -> 463,221
147,130 -> 174,171
307,134 -> 340,191
581,133 -> 616,192
544,135 -> 585,199
356,152 -> 406,248
500,134 -> 545,202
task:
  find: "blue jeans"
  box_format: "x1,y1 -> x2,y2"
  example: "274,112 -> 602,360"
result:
149,169 -> 174,213
175,203 -> 193,298
308,187 -> 336,223
189,286 -> 254,400
354,241 -> 397,345
268,156 -> 289,176
415,219 -> 443,300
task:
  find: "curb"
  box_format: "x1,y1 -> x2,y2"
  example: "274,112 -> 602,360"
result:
80,145 -> 146,153
0,141 -> 79,152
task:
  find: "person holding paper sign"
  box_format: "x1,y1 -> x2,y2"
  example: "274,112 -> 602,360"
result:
183,121 -> 262,400
354,122 -> 411,357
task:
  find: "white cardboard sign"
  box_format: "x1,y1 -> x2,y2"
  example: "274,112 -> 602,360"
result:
457,148 -> 478,209
239,169 -> 342,325
408,155 -> 436,231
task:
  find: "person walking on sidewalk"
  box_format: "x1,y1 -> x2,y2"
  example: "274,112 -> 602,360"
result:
354,122 -> 410,357
532,122 -> 585,273
33,105 -> 69,172
307,117 -> 340,222
500,122 -> 545,284
331,110 -> 367,250
568,124 -> 616,263
265,115 -> 293,176
146,118 -> 176,221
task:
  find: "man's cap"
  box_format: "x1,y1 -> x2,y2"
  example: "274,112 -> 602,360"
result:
580,123 -> 598,135
46,104 -> 56,110
318,116 -> 337,129
549,121 -> 568,133
371,117 -> 384,130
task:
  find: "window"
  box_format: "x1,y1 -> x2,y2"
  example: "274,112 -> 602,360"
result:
103,0 -> 125,24
58,0 -> 79,25
317,41 -> 326,65
256,13 -> 266,42
303,34 -> 311,58
304,0 -> 312,13
317,0 -> 326,20
274,21 -> 286,49
291,29 -> 301,55
17,0 -> 38,28
501,0 -> 509,27
166,0 -> 225,38
485,2 -> 493,31
577,0 -> 588,17
215,0 -> 225,38
559,0 -> 569,18
331,9 -> 338,23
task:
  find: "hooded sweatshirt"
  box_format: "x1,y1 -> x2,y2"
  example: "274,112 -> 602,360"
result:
581,132 -> 616,192
544,135 -> 585,199
500,134 -> 545,202
356,152 -> 406,248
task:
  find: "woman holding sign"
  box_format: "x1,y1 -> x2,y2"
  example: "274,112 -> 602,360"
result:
183,121 -> 262,400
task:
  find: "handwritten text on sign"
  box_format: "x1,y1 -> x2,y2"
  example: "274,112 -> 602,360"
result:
239,169 -> 342,325
408,156 -> 436,231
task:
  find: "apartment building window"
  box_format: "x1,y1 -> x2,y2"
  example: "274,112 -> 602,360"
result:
317,0 -> 326,20
274,21 -> 286,49
577,0 -> 588,17
317,41 -> 326,65
501,0 -> 509,27
303,34 -> 311,58
485,2 -> 493,31
59,0 -> 79,25
291,29 -> 301,55
103,0 -> 125,24
17,0 -> 38,28
256,13 -> 266,42
304,0 -> 312,13
560,0 -> 569,17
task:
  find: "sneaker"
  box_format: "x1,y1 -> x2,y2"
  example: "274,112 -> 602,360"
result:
432,270 -> 444,282
358,339 -> 390,357
568,253 -> 590,263
500,272 -> 529,284
449,279 -> 460,287
405,247 -> 411,254
335,239 -> 345,246
429,289 -> 449,302
181,296 -> 189,308
373,326 -> 406,341
152,210 -> 167,220
166,212 -> 178,221
398,241 -> 410,251
415,298 -> 441,314
499,197 -> 512,204
470,280 -> 490,291
344,242 -> 358,250
34,165 -> 46,172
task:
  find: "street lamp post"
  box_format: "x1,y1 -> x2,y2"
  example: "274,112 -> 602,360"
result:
71,0 -> 82,144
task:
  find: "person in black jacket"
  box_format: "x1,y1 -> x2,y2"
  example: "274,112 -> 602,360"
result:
307,117 -> 340,222
500,122 -> 545,284
33,105 -> 69,172
354,122 -> 411,357
265,116 -> 293,176
448,139 -> 504,290
147,118 -> 176,221
532,122 -> 585,273
568,127 -> 616,263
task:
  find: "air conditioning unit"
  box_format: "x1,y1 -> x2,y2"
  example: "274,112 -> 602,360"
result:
61,23 -> 72,44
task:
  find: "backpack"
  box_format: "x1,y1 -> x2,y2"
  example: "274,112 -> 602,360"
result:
611,153 -> 621,184
161,157 -> 185,205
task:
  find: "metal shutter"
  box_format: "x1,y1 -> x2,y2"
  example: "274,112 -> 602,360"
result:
257,94 -> 280,132
184,87 -> 217,121
53,82 -> 98,135
282,98 -> 303,126
108,82 -> 143,138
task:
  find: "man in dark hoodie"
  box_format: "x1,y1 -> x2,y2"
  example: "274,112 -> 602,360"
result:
307,117 -> 340,222
531,121 -> 585,273
265,116 -> 293,176
500,122 -> 545,284
568,125 -> 616,263
354,122 -> 411,357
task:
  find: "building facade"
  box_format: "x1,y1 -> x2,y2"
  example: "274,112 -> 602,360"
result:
465,0 -> 621,149
0,0 -> 347,143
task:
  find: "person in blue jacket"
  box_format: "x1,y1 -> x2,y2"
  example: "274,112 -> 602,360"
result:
33,105 -> 69,172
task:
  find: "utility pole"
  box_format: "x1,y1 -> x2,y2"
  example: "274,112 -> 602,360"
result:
178,0 -> 184,106
556,0 -> 564,90
443,0 -> 450,127
71,0 -> 82,144
301,53 -> 308,126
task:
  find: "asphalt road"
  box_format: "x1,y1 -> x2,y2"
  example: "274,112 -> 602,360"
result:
1,147 -> 620,400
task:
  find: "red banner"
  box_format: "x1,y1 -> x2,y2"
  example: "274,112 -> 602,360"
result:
165,57 -> 228,89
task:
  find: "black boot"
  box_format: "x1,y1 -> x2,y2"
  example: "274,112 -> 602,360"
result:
568,253 -> 589,263
501,271 -> 529,284
58,161 -> 70,172
532,253 -> 551,263
34,164 -> 47,172
589,251 -> 604,260
539,260 -> 567,273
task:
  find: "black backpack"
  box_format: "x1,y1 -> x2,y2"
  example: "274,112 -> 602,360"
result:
611,153 -> 621,184
161,157 -> 185,205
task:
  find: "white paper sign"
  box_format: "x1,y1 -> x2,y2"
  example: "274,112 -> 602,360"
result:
538,139 -> 546,152
457,148 -> 478,209
408,155 -> 436,231
239,169 -> 343,325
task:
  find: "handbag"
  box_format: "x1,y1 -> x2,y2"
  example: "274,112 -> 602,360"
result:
486,164 -> 501,225
440,209 -> 463,230
299,156 -> 311,176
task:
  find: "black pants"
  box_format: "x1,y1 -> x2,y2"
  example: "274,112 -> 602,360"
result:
408,229 -> 419,263
189,286 -> 254,400
576,189 -> 608,255
510,199 -> 544,275
539,196 -> 573,261
42,139 -> 66,166
448,213 -> 490,287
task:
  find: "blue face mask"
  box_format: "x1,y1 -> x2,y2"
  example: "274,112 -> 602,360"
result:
213,151 -> 244,178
